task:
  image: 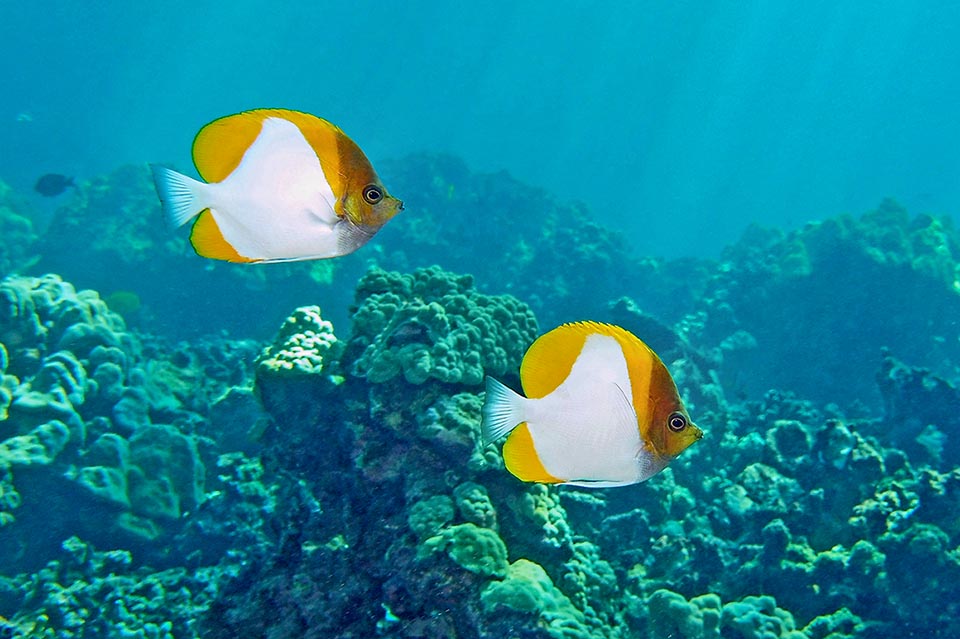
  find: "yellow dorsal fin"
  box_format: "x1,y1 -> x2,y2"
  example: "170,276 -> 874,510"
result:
192,111 -> 270,182
521,321 -> 629,398
189,210 -> 256,263
521,321 -> 660,433
502,423 -> 563,483
192,109 -> 346,189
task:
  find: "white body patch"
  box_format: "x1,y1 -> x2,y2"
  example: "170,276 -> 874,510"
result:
199,117 -> 348,261
524,334 -> 664,485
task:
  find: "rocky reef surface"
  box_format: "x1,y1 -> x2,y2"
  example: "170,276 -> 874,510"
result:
1,160 -> 959,637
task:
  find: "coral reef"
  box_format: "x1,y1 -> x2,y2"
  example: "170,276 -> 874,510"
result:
346,265 -> 538,386
0,536 -> 221,638
0,181 -> 37,277
3,157 -> 960,638
254,305 -> 343,422
376,153 -> 707,329
691,198 -> 960,409
0,273 -> 260,574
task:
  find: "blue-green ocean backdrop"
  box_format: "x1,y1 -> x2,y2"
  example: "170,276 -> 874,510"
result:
4,1 -> 960,258
2,2 -> 960,638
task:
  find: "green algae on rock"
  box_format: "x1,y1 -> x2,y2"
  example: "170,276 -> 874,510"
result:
645,590 -> 722,639
482,558 -> 594,638
346,265 -> 537,386
421,522 -> 509,578
407,495 -> 455,540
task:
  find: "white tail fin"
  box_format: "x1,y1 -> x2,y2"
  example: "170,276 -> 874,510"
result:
481,377 -> 527,444
149,164 -> 206,228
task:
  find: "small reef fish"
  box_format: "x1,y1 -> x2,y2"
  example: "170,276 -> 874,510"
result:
150,108 -> 403,263
34,173 -> 75,197
482,321 -> 702,488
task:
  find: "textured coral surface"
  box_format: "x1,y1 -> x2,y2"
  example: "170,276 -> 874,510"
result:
1,164 -> 959,638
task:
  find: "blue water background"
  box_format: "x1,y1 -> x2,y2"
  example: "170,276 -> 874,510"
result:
2,1 -> 959,258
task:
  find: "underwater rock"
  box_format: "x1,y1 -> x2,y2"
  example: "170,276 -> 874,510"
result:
721,595 -> 806,639
801,607 -> 873,639
207,386 -> 270,453
203,266 -> 632,638
57,421 -> 208,544
875,349 -> 960,466
0,273 -> 257,576
415,391 -> 502,473
453,482 -> 497,530
0,464 -> 17,529
505,484 -> 573,551
422,522 -> 509,578
408,494 -> 455,540
0,420 -> 70,466
875,522 -> 960,635
255,305 -> 342,421
644,590 -> 721,639
698,199 -> 960,409
0,535 -> 221,638
0,180 -> 38,278
346,264 -> 538,386
256,305 -> 340,378
481,558 -> 593,639
0,274 -> 132,380
0,279 -> 136,551
126,423 -> 205,520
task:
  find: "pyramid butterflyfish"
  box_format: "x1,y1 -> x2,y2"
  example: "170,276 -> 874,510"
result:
481,321 -> 703,488
150,108 -> 403,263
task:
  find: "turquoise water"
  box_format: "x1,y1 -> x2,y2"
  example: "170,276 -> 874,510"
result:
3,2 -> 960,257
1,3 -> 960,638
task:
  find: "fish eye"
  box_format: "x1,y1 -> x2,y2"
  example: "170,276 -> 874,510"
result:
667,412 -> 687,432
363,184 -> 384,204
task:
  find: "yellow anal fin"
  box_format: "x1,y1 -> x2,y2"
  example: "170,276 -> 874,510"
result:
190,210 -> 256,263
502,423 -> 562,483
